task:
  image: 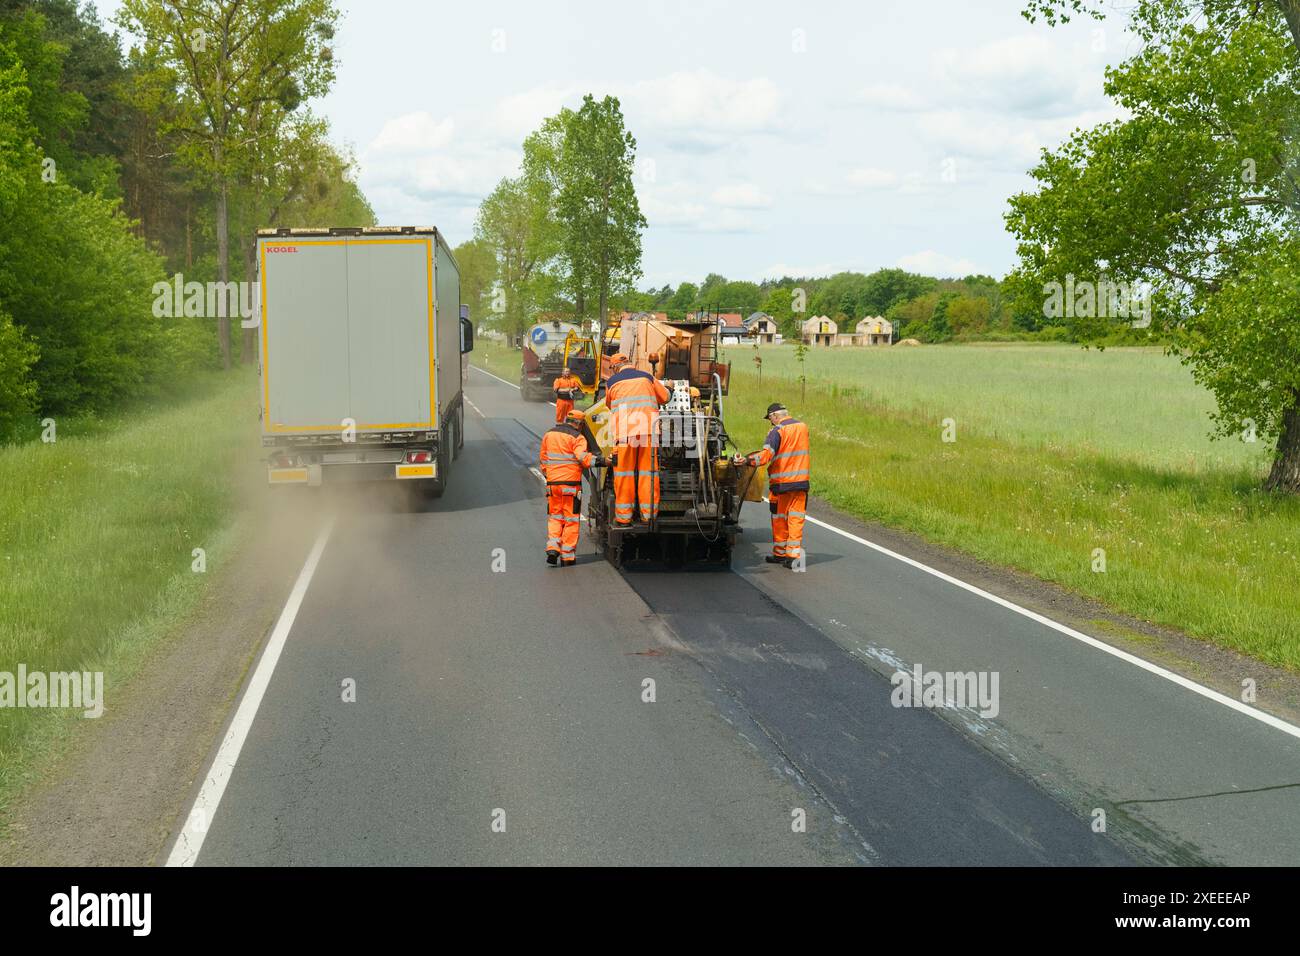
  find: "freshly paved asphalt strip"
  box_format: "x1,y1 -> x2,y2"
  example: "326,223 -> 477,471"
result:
733,514 -> 1300,866
464,367 -> 1131,866
466,364 -> 1300,866
171,363 -> 1298,865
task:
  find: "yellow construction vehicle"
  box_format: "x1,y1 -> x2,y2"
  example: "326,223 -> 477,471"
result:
579,312 -> 760,568
560,329 -> 600,401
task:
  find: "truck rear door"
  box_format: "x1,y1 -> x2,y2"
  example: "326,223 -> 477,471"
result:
260,235 -> 436,436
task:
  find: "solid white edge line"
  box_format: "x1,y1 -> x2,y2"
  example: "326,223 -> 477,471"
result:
782,501 -> 1300,741
471,362 -> 556,405
464,396 -> 484,417
471,363 -> 519,390
165,517 -> 336,866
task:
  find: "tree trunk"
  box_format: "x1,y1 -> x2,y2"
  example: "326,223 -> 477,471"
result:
240,237 -> 257,364
1265,393 -> 1300,494
215,179 -> 231,369
1280,1 -> 1300,54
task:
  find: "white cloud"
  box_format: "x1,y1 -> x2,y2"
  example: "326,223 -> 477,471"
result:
914,106 -> 1122,169
357,69 -> 792,223
486,86 -> 578,143
710,182 -> 771,208
624,70 -> 785,150
359,111 -> 519,210
846,167 -> 899,189
934,35 -> 1106,119
897,249 -> 983,277
640,182 -> 759,233
367,112 -> 456,155
856,84 -> 928,112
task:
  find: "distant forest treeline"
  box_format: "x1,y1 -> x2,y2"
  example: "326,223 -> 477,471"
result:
603,269 -> 1154,344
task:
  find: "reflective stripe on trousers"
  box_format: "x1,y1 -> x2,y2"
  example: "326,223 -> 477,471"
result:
770,489 -> 807,559
546,485 -> 581,557
613,443 -> 659,524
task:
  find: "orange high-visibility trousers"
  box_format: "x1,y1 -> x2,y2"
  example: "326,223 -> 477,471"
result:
771,490 -> 807,560
546,484 -> 582,563
612,443 -> 659,525
554,398 -> 573,424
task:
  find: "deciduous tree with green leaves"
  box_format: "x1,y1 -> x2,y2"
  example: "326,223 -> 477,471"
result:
474,174 -> 557,338
555,94 -> 645,329
453,238 -> 498,329
1009,0 -> 1300,492
118,0 -> 338,368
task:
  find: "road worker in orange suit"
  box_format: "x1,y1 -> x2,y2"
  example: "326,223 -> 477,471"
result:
604,353 -> 671,526
553,366 -> 583,425
734,402 -> 810,568
539,407 -> 604,566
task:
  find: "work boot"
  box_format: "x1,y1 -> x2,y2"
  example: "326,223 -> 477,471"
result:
765,555 -> 784,564
546,550 -> 559,566
561,560 -> 576,568
781,557 -> 797,569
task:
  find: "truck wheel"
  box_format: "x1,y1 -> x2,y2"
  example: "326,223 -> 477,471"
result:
436,430 -> 451,492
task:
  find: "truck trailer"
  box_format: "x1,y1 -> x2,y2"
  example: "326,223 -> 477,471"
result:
257,226 -> 474,500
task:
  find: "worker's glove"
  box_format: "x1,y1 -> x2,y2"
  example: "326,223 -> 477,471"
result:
608,453 -> 618,467
591,455 -> 607,468
732,454 -> 748,467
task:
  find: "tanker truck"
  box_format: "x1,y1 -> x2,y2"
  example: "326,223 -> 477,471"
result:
518,318 -> 598,402
580,313 -> 761,568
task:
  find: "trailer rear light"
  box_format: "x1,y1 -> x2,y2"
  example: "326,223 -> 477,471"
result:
405,450 -> 433,464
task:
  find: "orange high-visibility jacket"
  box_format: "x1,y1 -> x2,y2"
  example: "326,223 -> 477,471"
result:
605,368 -> 670,444
539,423 -> 594,484
749,418 -> 810,494
554,375 -> 583,400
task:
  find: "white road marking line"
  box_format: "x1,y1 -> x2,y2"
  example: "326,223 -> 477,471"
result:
529,467 -> 545,482
471,364 -> 519,389
768,497 -> 1300,741
465,396 -> 484,417
165,517 -> 336,866
471,363 -> 556,405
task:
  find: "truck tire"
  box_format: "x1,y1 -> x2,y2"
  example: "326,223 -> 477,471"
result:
436,428 -> 451,493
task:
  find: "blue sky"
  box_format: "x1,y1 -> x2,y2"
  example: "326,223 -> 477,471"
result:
92,0 -> 1133,288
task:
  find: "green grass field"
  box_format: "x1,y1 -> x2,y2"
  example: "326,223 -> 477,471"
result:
476,339 -> 1299,669
0,371 -> 257,814
722,342 -> 1268,473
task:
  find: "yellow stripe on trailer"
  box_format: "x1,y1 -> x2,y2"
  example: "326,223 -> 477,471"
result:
395,463 -> 436,479
268,468 -> 309,484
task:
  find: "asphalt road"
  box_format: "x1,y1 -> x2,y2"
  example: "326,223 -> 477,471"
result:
174,365 -> 1300,866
